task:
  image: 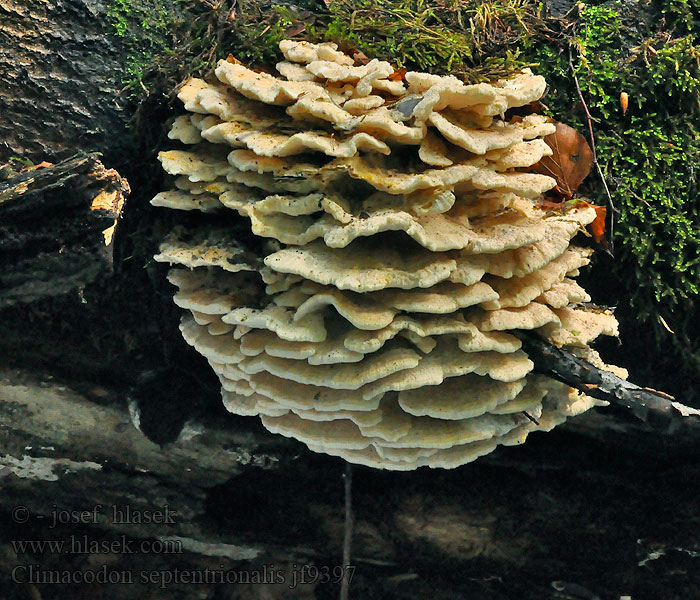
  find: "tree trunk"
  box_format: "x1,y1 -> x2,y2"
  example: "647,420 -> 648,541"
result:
0,154 -> 128,307
0,0 -> 133,166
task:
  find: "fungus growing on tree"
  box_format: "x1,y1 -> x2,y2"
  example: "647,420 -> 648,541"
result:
153,40 -> 624,469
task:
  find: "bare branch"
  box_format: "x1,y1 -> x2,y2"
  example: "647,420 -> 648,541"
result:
520,334 -> 700,436
340,461 -> 353,600
568,46 -> 616,251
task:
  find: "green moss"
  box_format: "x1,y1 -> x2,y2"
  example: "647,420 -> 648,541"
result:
106,0 -> 181,99
322,0 -> 538,80
517,2 -> 700,388
215,0 -> 539,80
8,156 -> 34,168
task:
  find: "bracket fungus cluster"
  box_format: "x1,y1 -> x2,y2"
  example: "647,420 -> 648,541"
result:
153,40 -> 625,470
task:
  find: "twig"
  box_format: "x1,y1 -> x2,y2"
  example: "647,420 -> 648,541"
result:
340,461 -> 353,600
568,46 -> 616,252
520,334 -> 700,437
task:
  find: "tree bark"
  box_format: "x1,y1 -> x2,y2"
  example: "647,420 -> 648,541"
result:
0,0 -> 133,166
0,154 -> 128,308
522,334 -> 700,438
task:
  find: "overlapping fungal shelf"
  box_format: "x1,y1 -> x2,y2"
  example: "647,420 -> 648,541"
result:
152,40 -> 626,470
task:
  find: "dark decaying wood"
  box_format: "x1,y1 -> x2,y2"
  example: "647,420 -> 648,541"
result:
521,334 -> 700,437
0,154 -> 128,308
3,366 -> 700,600
0,0 -> 133,166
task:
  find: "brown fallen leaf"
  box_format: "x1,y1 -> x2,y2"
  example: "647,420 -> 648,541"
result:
533,121 -> 594,199
506,100 -> 545,119
251,64 -> 275,75
283,22 -> 307,37
334,40 -> 372,65
353,51 -> 371,65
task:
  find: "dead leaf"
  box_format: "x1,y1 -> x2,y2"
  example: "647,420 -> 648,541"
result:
284,22 -> 306,37
620,92 -> 629,115
533,121 -> 594,199
334,40 -> 371,65
588,203 -> 608,246
353,51 -> 371,65
251,64 -> 275,75
658,314 -> 675,334
506,100 -> 545,119
388,68 -> 407,82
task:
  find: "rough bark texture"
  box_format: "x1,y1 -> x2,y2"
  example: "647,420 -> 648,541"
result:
0,0 -> 132,166
521,334 -> 700,438
2,1 -> 700,599
0,154 -> 128,307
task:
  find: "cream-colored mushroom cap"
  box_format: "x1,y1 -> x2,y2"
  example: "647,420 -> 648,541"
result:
152,38 -> 624,470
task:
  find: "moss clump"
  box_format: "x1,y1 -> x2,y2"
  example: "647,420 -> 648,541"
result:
211,0 -> 542,81
106,0 -> 182,99
116,0 -> 545,100
519,2 -> 700,396
322,0 -> 539,80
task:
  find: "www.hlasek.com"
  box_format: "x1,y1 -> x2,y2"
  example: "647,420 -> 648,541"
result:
12,535 -> 182,555
11,564 -> 356,589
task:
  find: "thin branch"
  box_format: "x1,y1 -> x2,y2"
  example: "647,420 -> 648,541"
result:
340,461 -> 353,600
568,46 -> 616,252
520,334 -> 700,437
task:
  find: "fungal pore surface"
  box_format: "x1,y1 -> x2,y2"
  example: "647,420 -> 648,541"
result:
153,41 -> 626,470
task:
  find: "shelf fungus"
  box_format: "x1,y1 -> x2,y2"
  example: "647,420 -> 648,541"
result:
153,40 -> 624,470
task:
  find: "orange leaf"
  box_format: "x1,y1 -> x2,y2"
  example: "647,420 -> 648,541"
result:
533,122 -> 594,199
388,68 -> 407,82
620,92 -> 629,115
589,204 -> 608,246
